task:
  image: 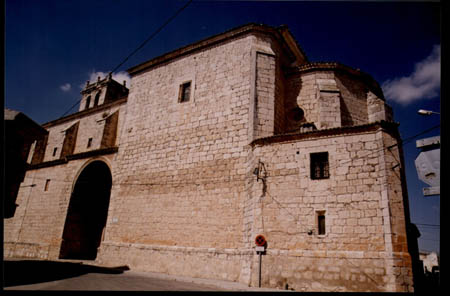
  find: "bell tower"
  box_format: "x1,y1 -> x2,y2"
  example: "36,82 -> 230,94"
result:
79,73 -> 129,112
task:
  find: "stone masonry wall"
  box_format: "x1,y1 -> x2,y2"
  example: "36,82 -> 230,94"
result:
367,91 -> 393,123
40,104 -> 124,163
4,154 -> 117,260
254,52 -> 276,138
96,34 -> 261,283
318,90 -> 341,129
285,71 -> 344,131
105,35 -> 256,249
4,26 -> 413,292
285,70 -> 388,132
4,102 -> 126,259
274,51 -> 287,135
379,131 -> 414,291
251,32 -> 291,138
286,72 -> 320,129
246,128 -> 413,291
335,71 -> 368,126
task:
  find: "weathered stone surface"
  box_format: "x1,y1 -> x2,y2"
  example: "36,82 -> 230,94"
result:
4,24 -> 413,292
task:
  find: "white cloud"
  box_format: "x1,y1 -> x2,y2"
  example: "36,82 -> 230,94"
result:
60,83 -> 72,92
80,70 -> 131,89
382,45 -> 440,105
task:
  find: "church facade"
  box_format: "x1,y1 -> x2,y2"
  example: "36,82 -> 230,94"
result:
5,24 -> 415,292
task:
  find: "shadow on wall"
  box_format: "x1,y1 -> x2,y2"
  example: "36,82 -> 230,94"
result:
283,74 -> 304,133
335,71 -> 369,126
3,260 -> 129,287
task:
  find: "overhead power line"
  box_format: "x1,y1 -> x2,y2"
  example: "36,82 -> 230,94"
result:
262,124 -> 440,182
61,99 -> 84,117
60,0 -> 193,118
111,0 -> 193,74
26,123 -> 440,186
401,124 -> 441,145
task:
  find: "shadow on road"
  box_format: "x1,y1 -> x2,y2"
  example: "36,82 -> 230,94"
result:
4,259 -> 129,287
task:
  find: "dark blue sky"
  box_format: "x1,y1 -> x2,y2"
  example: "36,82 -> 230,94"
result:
5,0 -> 441,253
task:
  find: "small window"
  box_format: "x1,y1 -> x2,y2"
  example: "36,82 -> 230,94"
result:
85,96 -> 91,109
317,211 -> 326,235
53,147 -> 58,157
87,138 -> 93,148
44,179 -> 50,191
178,81 -> 191,103
94,92 -> 100,107
310,152 -> 329,179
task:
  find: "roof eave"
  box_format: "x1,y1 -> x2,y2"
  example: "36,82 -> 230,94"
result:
127,23 -> 307,76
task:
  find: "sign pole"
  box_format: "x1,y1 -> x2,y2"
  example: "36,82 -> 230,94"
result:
258,252 -> 261,288
255,234 -> 266,288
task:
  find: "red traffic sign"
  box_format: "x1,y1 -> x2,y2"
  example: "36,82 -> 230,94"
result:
255,234 -> 266,247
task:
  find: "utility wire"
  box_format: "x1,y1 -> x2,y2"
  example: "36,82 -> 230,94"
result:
59,0 -> 193,118
261,123 -> 440,182
111,0 -> 193,73
25,124 -> 440,186
401,124 -> 441,146
61,100 -> 85,117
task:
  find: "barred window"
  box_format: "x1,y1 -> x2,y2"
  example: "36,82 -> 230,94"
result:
310,152 -> 329,179
178,81 -> 191,103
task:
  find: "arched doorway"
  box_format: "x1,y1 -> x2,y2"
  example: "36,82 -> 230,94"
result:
59,161 -> 112,260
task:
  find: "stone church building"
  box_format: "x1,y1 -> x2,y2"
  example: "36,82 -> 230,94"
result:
5,24 -> 416,292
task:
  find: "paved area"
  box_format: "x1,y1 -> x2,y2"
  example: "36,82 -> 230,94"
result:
4,258 -> 284,291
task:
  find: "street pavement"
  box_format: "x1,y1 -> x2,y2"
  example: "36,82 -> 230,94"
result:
4,258 -> 284,291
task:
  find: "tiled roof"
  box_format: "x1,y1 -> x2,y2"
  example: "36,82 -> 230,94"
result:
286,61 -> 385,100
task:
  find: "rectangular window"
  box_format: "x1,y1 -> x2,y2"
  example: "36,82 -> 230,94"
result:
317,211 -> 326,235
310,152 -> 329,179
178,81 -> 191,103
44,179 -> 50,191
53,147 -> 58,157
87,138 -> 93,148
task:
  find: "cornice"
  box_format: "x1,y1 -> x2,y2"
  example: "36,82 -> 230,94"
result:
42,97 -> 127,128
127,23 -> 308,76
251,121 -> 400,147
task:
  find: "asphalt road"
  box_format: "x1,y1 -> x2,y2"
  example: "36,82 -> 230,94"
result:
5,271 -> 224,291
3,259 -> 276,291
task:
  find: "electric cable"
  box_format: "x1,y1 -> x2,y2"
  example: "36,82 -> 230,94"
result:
59,0 -> 193,118
23,124 -> 440,187
110,0 -> 193,74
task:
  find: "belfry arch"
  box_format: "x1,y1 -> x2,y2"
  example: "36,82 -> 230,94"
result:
59,160 -> 112,260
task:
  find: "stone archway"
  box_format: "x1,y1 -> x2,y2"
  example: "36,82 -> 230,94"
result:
59,160 -> 112,260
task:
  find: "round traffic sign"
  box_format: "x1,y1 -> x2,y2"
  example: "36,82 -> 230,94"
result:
255,234 -> 266,247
